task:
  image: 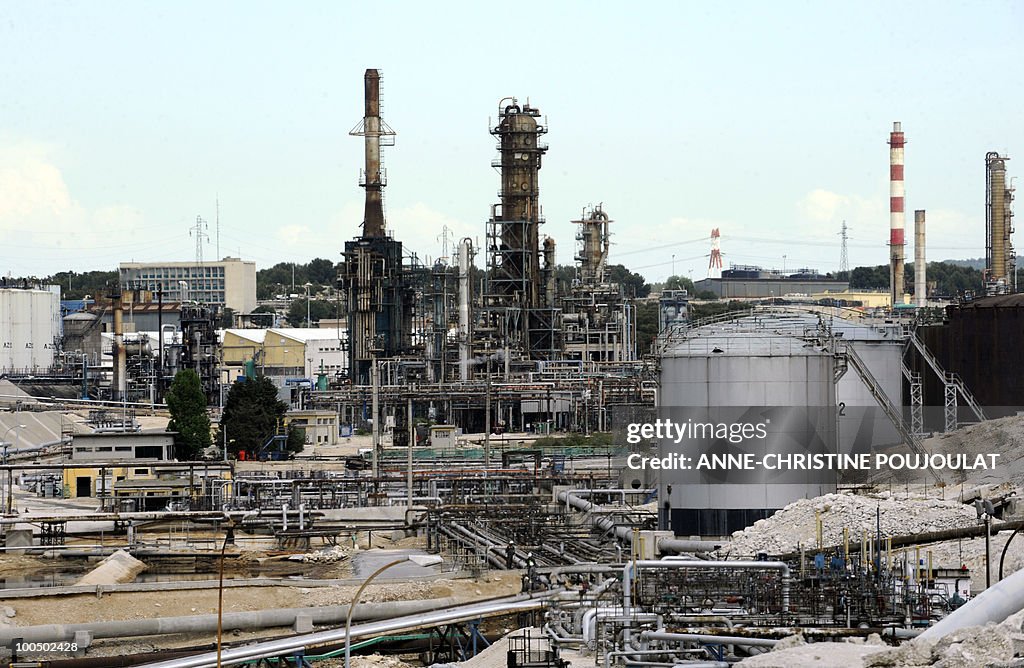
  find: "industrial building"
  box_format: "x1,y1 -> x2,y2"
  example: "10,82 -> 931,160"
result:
119,257 -> 257,314
693,265 -> 849,299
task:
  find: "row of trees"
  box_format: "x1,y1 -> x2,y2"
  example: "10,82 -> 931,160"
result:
165,370 -> 303,460
846,262 -> 986,296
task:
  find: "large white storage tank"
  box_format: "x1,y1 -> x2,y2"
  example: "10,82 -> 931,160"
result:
659,329 -> 837,537
656,309 -> 904,538
0,287 -> 60,372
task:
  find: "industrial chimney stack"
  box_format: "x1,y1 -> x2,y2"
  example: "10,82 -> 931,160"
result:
350,69 -> 395,238
915,210 -> 926,307
889,122 -> 906,307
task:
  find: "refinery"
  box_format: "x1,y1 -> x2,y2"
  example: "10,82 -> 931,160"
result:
2,9 -> 1024,668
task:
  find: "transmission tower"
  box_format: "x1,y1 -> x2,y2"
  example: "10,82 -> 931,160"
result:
838,220 -> 850,275
191,215 -> 209,267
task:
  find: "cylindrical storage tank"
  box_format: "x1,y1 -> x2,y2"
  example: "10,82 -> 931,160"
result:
657,327 -> 837,537
0,288 -> 58,372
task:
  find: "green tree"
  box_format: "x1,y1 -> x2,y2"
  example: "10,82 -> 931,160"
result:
165,369 -> 212,460
219,307 -> 236,329
605,264 -> 651,297
218,376 -> 303,457
634,301 -> 660,356
663,275 -> 695,293
306,258 -> 338,285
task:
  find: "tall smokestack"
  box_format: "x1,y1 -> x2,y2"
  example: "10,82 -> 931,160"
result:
889,122 -> 906,307
350,69 -> 395,238
915,210 -> 926,307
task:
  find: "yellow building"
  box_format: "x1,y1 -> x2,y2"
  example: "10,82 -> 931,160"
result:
64,432 -> 231,510
221,328 -> 346,380
811,290 -> 907,309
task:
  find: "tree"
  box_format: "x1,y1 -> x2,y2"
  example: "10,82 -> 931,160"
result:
218,376 -> 303,458
306,258 -> 338,285
663,275 -> 695,293
634,302 -> 660,356
219,307 -> 236,329
165,369 -> 212,460
605,264 -> 651,297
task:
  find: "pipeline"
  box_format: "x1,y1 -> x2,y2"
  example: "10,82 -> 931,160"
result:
135,588 -> 564,668
557,491 -> 721,553
604,648 -> 713,668
623,560 -> 791,616
0,596 -> 463,645
919,562 -> 1024,641
641,630 -> 779,648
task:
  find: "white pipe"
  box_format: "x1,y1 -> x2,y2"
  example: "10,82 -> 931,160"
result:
919,562 -> 1024,641
0,596 -> 461,645
135,589 -> 563,668
642,630 -> 779,648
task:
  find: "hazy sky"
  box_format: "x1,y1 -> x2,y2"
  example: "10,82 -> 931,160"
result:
2,1 -> 1022,283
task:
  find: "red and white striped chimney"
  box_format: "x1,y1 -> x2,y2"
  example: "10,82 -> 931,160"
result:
889,122 -> 906,307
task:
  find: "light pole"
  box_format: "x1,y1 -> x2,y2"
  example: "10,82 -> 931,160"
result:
1,424 -> 26,515
345,554 -> 442,668
304,282 -> 313,327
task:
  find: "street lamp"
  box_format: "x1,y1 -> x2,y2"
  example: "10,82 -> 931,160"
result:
303,282 -> 313,327
345,554 -> 443,668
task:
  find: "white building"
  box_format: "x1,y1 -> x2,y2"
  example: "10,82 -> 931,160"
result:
120,257 -> 257,314
0,286 -> 61,373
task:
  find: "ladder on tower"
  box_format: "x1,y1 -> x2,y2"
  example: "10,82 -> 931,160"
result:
905,331 -> 986,431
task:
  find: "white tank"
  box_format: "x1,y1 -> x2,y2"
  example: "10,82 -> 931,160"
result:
655,309 -> 903,538
0,288 -> 60,372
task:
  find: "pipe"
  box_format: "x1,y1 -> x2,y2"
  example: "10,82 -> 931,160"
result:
623,560 -> 790,617
458,238 -> 472,381
0,596 -> 463,645
604,649 -> 711,668
134,589 -> 563,668
642,630 -> 779,648
919,561 -> 1024,641
558,491 -> 721,553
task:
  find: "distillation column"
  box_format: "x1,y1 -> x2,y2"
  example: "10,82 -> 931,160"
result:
458,239 -> 473,382
986,152 -> 1015,293
484,99 -> 560,360
889,122 -> 906,307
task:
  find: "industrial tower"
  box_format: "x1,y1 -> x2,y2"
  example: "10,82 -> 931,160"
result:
985,152 -> 1015,294
339,69 -> 413,384
482,99 -> 561,362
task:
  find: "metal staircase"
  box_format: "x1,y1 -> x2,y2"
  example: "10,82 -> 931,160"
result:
840,344 -> 929,457
906,332 -> 986,431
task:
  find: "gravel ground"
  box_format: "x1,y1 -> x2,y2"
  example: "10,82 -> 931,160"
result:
716,492 -> 981,558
